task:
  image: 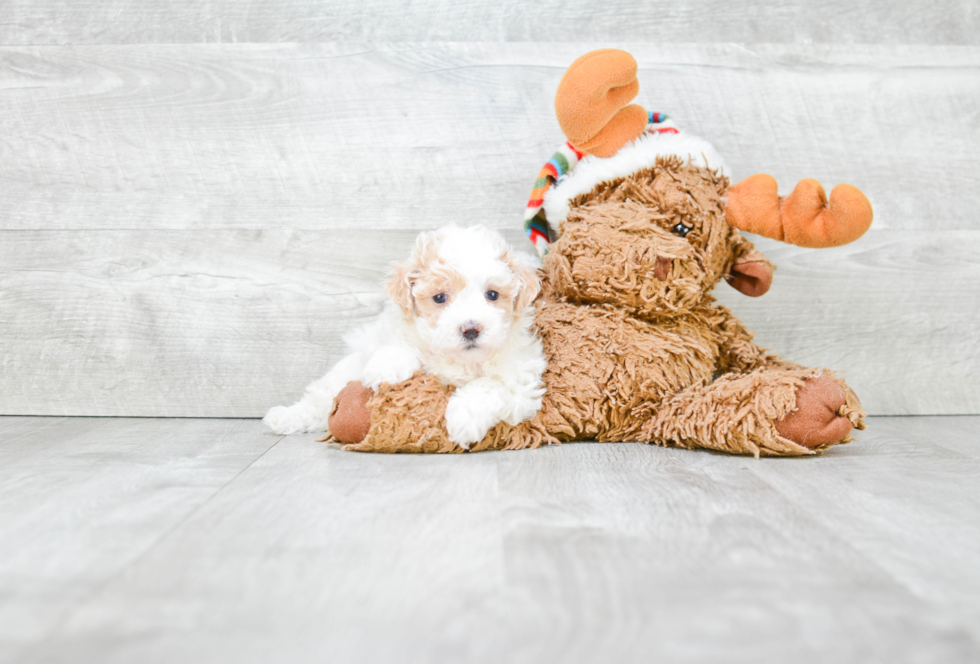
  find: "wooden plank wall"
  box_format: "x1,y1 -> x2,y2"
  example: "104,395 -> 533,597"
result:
1,2 -> 978,417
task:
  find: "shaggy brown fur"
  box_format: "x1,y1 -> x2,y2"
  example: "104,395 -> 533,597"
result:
343,157 -> 866,457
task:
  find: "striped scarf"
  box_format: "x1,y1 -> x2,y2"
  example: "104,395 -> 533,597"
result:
523,111 -> 679,256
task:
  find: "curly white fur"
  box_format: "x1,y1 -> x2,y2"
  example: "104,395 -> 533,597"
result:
264,225 -> 546,449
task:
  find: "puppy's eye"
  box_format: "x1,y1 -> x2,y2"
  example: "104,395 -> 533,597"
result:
671,223 -> 692,238
432,293 -> 447,304
485,290 -> 499,301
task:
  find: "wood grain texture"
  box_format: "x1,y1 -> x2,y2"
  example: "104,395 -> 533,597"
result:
2,416 -> 978,663
0,417 -> 280,662
0,228 -> 410,417
2,43 -> 978,232
2,228 -> 977,417
745,418 -> 980,649
1,1 -> 978,45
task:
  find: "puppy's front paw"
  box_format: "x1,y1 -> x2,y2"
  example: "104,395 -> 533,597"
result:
362,347 -> 421,390
444,384 -> 505,450
263,402 -> 322,435
444,399 -> 491,450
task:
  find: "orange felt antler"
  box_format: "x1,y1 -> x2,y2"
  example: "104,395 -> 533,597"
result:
726,175 -> 873,248
555,49 -> 649,158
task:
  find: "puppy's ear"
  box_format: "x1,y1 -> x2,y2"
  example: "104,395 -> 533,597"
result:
386,260 -> 415,313
387,231 -> 440,314
508,253 -> 542,312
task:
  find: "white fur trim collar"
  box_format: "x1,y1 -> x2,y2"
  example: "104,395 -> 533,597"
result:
542,131 -> 728,227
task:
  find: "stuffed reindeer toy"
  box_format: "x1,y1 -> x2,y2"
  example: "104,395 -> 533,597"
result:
326,49 -> 873,456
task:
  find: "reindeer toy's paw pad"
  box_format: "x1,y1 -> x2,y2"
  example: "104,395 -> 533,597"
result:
327,381 -> 374,444
775,375 -> 866,450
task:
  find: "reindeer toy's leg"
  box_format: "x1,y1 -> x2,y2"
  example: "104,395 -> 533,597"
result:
631,366 -> 866,457
622,298 -> 867,457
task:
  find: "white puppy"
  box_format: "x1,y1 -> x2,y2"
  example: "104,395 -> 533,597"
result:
263,225 -> 546,448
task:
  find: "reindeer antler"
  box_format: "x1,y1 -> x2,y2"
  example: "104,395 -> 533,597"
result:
726,175 -> 873,248
555,49 -> 649,158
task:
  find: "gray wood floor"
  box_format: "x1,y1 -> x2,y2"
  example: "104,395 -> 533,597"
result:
2,415 -> 978,663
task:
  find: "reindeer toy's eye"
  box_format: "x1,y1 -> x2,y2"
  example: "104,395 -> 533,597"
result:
671,223 -> 692,238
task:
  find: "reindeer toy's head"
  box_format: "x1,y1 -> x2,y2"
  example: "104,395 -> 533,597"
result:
530,49 -> 873,317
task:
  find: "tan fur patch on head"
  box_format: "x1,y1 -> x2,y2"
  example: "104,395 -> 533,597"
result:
385,260 -> 415,313
386,230 -> 460,318
410,263 -> 467,326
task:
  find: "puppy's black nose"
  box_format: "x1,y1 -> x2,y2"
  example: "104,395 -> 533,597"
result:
461,324 -> 482,341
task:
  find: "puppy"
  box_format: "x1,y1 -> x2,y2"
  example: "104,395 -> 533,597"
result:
263,225 -> 546,448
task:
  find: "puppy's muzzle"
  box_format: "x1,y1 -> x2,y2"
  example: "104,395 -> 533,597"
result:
460,323 -> 482,342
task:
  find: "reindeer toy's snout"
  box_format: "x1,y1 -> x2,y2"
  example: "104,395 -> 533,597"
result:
331,48 -> 872,457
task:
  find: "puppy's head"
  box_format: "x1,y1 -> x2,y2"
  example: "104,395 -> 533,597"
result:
386,225 -> 540,363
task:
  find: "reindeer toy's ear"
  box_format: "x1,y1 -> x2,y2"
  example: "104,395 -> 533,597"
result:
728,245 -> 774,298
